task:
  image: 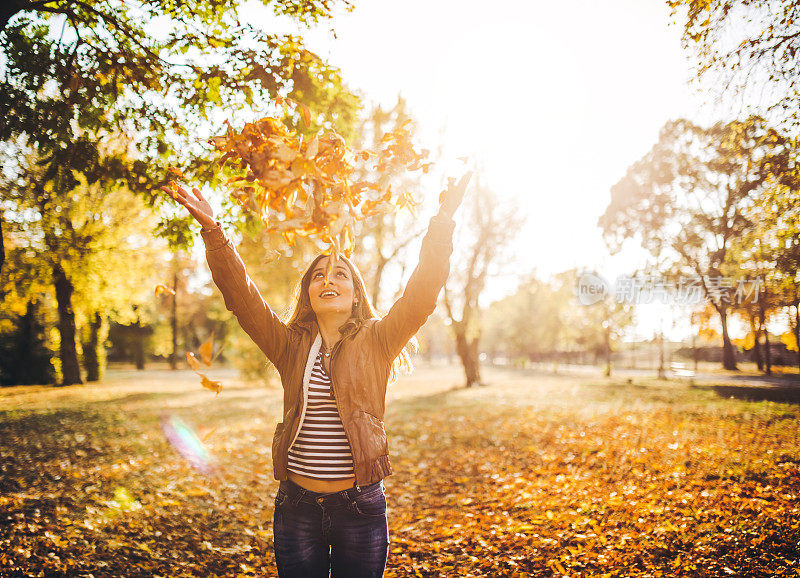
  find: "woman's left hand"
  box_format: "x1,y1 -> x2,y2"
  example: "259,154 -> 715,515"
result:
438,171 -> 473,219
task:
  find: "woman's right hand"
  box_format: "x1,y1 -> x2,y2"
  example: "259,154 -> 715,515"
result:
161,182 -> 217,230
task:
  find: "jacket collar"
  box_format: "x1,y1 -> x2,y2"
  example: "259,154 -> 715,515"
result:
293,315 -> 377,338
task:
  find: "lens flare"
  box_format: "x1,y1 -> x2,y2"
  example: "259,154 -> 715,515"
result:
160,414 -> 215,475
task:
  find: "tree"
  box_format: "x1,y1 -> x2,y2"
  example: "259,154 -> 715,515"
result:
1,134 -> 166,384
0,0 -> 357,274
567,269 -> 634,377
0,299 -> 56,386
771,186 -> 800,372
481,271 -> 572,367
668,0 -> 800,131
727,188 -> 784,374
1,0 -> 360,382
485,268 -> 633,374
443,179 -> 523,387
0,210 -> 57,384
349,96 -> 427,310
724,122 -> 800,373
599,116 -> 791,370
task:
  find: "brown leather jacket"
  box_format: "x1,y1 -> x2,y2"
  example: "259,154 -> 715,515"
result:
200,215 -> 455,487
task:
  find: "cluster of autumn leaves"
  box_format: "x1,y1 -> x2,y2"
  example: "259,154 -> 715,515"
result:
160,98 -> 433,393
201,97 -> 428,260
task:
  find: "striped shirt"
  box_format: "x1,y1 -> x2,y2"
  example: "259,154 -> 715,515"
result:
286,352 -> 355,479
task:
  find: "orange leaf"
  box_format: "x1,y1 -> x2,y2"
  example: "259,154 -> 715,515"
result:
209,113 -> 432,260
186,352 -> 202,372
296,101 -> 312,127
305,136 -> 319,159
198,332 -> 215,366
154,284 -> 175,297
201,375 -> 223,395
167,166 -> 186,180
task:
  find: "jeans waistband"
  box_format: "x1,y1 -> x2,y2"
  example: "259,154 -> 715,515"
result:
279,477 -> 383,506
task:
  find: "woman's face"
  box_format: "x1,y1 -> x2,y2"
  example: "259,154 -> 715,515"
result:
308,256 -> 356,317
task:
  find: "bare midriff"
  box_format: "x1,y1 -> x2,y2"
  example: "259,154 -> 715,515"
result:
288,471 -> 357,493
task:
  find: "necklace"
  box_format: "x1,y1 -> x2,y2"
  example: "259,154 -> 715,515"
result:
321,335 -> 341,358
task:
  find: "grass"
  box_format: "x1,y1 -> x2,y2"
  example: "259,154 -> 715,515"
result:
1,363 -> 799,576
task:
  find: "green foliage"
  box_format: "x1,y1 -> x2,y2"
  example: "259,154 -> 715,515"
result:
0,0 -> 359,382
1,137 -> 171,383
0,0 -> 358,247
483,273 -> 567,359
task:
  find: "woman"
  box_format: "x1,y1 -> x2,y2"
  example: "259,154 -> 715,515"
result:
166,175 -> 468,577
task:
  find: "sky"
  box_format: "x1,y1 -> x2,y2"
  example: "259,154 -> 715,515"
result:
244,0 -> 748,341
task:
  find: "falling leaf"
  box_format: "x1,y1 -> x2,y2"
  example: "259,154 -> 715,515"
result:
185,352 -> 202,372
154,284 -> 176,297
305,136 -> 319,159
198,332 -> 215,366
167,166 -> 186,180
200,376 -> 222,395
296,101 -> 312,127
208,110 -> 431,260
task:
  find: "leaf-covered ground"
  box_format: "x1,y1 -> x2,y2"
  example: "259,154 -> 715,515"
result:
1,364 -> 799,577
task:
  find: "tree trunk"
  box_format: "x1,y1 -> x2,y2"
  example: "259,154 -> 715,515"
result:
169,264 -> 178,370
52,263 -> 83,385
759,291 -> 771,376
603,328 -> 612,377
749,312 -> 763,372
0,210 -> 5,278
657,333 -> 666,379
719,307 -> 738,370
132,313 -> 146,370
794,304 -> 800,374
5,299 -> 56,385
82,312 -> 105,382
454,328 -> 482,387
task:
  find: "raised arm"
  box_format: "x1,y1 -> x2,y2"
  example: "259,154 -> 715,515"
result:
163,183 -> 290,369
374,172 -> 472,361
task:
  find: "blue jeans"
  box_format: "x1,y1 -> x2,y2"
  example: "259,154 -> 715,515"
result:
273,478 -> 390,577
